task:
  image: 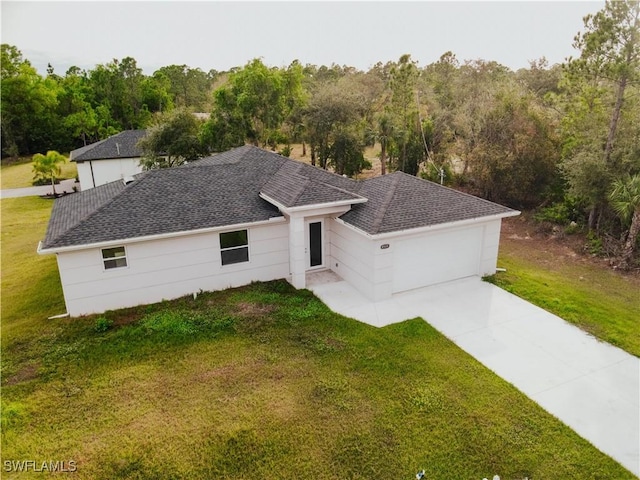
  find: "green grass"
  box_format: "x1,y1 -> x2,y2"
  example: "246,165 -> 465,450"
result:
488,239 -> 640,357
1,197 -> 636,479
1,156 -> 77,189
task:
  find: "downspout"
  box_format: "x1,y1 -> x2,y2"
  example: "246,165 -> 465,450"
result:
89,160 -> 96,188
89,161 -> 96,188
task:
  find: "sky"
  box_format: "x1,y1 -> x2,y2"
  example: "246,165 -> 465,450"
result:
1,1 -> 604,76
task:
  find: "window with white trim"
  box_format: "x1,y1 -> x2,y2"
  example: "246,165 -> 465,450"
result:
220,230 -> 249,266
102,246 -> 128,270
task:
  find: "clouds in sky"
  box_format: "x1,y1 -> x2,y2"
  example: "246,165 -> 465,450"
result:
2,1 -> 603,74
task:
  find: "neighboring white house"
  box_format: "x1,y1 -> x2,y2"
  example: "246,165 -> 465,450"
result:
39,145 -> 519,317
70,130 -> 147,191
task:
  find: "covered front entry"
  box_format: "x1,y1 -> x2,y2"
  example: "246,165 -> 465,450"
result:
392,226 -> 483,293
284,204 -> 352,290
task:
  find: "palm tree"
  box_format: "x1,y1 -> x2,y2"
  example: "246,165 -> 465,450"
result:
32,151 -> 66,197
376,113 -> 393,175
610,174 -> 640,270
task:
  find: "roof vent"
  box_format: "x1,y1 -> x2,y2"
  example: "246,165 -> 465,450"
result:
116,142 -> 121,155
123,176 -> 135,186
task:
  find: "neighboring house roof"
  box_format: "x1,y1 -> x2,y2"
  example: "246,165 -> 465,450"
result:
70,130 -> 147,162
42,145 -> 517,250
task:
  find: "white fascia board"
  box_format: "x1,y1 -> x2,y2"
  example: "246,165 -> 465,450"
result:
335,210 -> 521,240
259,192 -> 366,215
37,216 -> 286,255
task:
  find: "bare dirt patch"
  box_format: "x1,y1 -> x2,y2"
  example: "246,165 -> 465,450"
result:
501,215 -> 640,283
4,362 -> 39,386
235,302 -> 277,318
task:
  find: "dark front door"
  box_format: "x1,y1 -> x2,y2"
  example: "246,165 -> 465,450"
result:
309,221 -> 323,268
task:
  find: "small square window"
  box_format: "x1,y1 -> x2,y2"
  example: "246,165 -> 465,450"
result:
102,246 -> 127,270
220,230 -> 249,266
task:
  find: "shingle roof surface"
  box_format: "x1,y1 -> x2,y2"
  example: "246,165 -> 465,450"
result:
261,161 -> 364,207
43,145 -> 516,249
43,146 -> 284,248
343,172 -> 515,235
70,130 -> 147,162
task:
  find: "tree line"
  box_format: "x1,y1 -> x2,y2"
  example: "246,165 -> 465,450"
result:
2,0 -> 639,267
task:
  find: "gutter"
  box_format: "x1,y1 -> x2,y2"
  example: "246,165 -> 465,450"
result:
259,192 -> 367,214
37,216 -> 286,255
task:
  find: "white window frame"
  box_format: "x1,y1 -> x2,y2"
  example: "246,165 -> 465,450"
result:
220,229 -> 250,266
101,246 -> 128,270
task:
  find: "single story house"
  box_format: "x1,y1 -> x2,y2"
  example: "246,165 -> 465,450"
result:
70,130 -> 147,191
39,145 -> 519,317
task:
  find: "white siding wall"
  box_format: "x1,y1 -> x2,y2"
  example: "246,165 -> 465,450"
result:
76,162 -> 94,191
478,219 -> 502,276
328,218 -> 504,300
76,157 -> 144,190
328,220 -> 376,298
57,223 -> 290,316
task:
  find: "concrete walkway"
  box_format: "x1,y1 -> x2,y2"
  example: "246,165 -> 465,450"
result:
308,272 -> 640,476
0,179 -> 79,199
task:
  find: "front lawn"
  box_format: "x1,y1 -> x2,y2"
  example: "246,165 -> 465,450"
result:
489,219 -> 640,357
1,197 -> 634,479
1,156 -> 77,189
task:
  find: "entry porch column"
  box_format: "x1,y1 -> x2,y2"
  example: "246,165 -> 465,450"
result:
288,215 -> 306,289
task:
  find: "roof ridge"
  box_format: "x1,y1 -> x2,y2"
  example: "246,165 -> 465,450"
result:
276,161 -> 309,205
370,173 -> 402,234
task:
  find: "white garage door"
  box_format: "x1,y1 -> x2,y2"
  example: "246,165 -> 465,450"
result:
392,226 -> 482,293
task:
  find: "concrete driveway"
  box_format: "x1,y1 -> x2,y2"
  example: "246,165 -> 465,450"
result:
308,273 -> 640,476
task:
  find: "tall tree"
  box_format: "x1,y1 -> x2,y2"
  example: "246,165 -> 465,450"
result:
386,54 -> 425,175
328,127 -> 371,177
138,109 -> 206,169
154,65 -> 211,110
572,1 -> 639,165
88,57 -> 151,131
303,81 -> 361,170
562,0 -> 640,230
1,44 -> 60,156
466,86 -> 560,206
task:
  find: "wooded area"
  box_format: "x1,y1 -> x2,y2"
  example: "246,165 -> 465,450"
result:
1,1 -> 638,266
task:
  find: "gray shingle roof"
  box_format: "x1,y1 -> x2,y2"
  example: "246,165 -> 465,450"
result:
43,147 -> 284,249
261,161 -> 365,207
70,130 -> 147,162
42,145 -> 516,249
342,172 -> 515,235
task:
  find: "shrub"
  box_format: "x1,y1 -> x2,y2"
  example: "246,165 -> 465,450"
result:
587,231 -> 604,255
278,145 -> 292,157
534,198 -> 583,225
94,317 -> 113,333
